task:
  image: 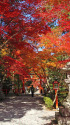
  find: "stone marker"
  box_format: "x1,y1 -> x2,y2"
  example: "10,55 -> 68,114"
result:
55,62 -> 70,125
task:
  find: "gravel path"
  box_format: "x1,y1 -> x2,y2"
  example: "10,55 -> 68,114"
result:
0,94 -> 56,125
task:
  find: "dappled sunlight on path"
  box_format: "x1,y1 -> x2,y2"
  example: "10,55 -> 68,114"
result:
0,95 -> 55,125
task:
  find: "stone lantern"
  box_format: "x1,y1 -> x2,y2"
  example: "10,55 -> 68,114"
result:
55,62 -> 70,125
53,80 -> 59,90
62,62 -> 70,109
53,80 -> 59,109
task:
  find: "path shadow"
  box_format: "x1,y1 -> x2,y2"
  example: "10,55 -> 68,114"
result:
0,94 -> 43,122
44,119 -> 58,125
40,115 -> 55,125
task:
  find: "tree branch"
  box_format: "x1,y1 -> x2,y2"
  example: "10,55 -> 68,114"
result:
0,31 -> 20,50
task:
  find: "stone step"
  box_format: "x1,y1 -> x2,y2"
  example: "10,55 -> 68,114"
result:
59,106 -> 70,116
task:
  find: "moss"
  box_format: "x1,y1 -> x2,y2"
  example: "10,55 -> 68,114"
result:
43,97 -> 53,109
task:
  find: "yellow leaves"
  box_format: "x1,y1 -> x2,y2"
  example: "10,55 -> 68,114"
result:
51,56 -> 57,61
46,62 -> 56,67
51,27 -> 62,37
68,12 -> 70,19
1,49 -> 7,56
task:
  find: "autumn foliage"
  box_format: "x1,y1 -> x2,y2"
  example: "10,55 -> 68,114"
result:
0,0 -> 70,87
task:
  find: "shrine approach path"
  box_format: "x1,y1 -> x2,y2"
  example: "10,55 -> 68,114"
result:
0,94 -> 56,125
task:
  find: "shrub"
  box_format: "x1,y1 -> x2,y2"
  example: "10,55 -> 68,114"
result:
43,97 -> 53,109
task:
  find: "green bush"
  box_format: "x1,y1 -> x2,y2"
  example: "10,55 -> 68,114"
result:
43,97 -> 53,109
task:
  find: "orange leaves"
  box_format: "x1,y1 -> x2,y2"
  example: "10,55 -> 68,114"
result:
51,27 -> 62,37
15,50 -> 21,56
46,62 -> 56,68
0,0 -> 70,84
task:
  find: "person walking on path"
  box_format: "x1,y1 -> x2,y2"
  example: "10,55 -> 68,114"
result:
30,85 -> 34,97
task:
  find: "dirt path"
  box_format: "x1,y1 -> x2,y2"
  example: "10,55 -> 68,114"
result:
0,95 -> 56,125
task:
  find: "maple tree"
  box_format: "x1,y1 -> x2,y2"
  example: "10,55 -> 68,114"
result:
35,0 -> 70,68
27,0 -> 70,90
0,0 -> 70,93
0,0 -> 49,77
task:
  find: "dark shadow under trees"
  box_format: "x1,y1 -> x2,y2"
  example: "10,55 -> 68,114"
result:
0,94 -> 44,122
